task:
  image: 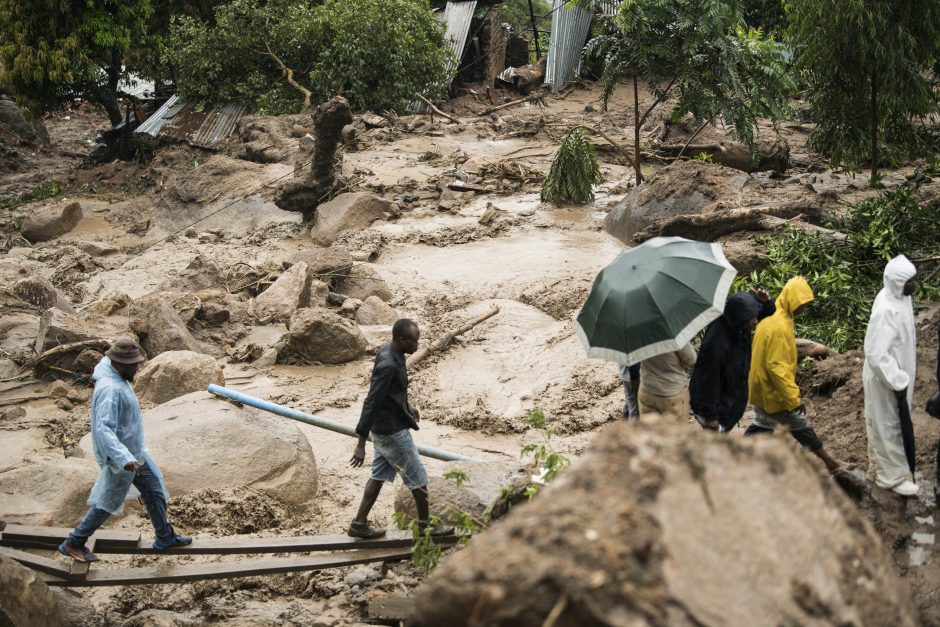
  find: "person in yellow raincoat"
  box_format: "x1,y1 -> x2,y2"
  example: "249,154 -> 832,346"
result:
746,276 -> 850,474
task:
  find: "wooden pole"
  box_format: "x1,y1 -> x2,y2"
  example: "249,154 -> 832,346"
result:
528,0 -> 542,59
407,305 -> 500,369
414,93 -> 461,125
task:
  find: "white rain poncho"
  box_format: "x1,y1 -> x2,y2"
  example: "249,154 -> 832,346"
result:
86,357 -> 168,515
863,255 -> 917,489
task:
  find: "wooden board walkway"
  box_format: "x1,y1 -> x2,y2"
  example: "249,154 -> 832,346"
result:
0,523 -> 458,587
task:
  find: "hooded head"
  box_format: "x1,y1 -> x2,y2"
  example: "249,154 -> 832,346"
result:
724,292 -> 762,330
776,276 -> 814,316
883,254 -> 917,299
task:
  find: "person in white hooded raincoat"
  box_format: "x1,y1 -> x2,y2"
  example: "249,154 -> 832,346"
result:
58,337 -> 192,562
863,255 -> 919,496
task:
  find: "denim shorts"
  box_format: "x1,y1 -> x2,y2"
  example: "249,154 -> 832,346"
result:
752,407 -> 811,431
370,429 -> 428,490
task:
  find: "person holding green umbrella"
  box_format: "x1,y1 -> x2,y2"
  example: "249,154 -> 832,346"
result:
575,236 -> 737,420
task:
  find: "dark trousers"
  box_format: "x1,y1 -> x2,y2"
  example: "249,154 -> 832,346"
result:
744,424 -> 823,452
69,461 -> 172,546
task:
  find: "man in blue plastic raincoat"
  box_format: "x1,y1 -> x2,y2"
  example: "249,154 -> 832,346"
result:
58,337 -> 192,562
864,255 -> 919,496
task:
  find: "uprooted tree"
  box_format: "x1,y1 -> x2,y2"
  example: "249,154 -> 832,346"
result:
166,0 -> 454,114
580,0 -> 794,185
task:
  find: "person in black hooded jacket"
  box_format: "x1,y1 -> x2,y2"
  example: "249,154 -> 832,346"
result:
689,288 -> 775,432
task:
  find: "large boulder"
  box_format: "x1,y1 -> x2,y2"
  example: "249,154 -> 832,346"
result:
78,392 -> 318,507
254,262 -> 328,322
310,192 -> 398,246
604,161 -> 751,244
356,295 -> 398,326
11,274 -> 57,310
334,263 -> 393,302
0,457 -> 98,525
128,297 -> 202,357
0,554 -> 64,627
33,308 -> 129,368
132,290 -> 201,326
134,350 -> 225,405
408,421 -> 917,627
158,255 -> 226,293
393,476 -> 486,526
0,97 -> 50,144
20,201 -> 83,243
280,307 -> 367,364
286,246 -> 354,285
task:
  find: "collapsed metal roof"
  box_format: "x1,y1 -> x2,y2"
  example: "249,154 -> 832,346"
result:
134,95 -> 247,148
441,0 -> 479,84
544,0 -> 620,91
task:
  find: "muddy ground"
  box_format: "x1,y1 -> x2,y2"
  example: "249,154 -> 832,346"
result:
2,81 -> 940,625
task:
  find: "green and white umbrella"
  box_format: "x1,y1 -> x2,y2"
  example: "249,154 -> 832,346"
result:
575,237 -> 736,365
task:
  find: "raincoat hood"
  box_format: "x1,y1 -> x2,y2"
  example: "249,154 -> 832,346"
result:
724,292 -> 762,329
776,276 -> 814,316
883,255 -> 917,299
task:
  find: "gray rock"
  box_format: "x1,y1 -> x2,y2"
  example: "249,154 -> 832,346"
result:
0,98 -> 49,144
128,297 -> 201,357
310,192 -> 398,246
198,302 -> 230,326
334,263 -> 393,302
254,262 -> 328,322
281,307 -> 367,364
158,255 -> 225,293
73,240 -> 119,257
33,308 -> 129,363
134,350 -> 225,405
72,349 -> 104,374
344,566 -> 381,587
355,296 -> 398,326
393,475 -> 486,526
0,554 -> 64,627
78,391 -> 319,508
286,245 -> 354,285
20,201 -> 83,242
340,297 -> 364,318
12,274 -> 57,310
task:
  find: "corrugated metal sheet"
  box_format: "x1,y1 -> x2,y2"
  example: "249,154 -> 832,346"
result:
135,95 -> 247,148
544,0 -> 595,91
118,73 -> 156,100
442,0 -> 478,79
599,0 -> 621,17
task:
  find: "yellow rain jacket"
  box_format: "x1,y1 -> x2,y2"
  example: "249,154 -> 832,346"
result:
748,277 -> 814,413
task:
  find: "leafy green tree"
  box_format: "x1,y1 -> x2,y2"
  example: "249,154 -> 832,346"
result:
742,0 -> 786,34
581,0 -> 793,185
786,1 -> 940,183
166,0 -> 453,114
0,0 -> 155,124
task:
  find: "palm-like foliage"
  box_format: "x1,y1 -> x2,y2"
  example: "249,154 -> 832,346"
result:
541,129 -> 602,205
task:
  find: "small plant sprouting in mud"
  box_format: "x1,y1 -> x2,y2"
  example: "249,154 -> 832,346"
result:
540,128 -> 602,205
442,466 -> 469,488
2,180 -> 60,212
393,511 -> 443,575
520,409 -> 571,499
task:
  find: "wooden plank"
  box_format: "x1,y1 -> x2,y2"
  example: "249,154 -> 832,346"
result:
368,594 -> 416,621
0,546 -> 72,579
94,531 -> 456,555
46,548 -> 413,587
1,524 -> 141,548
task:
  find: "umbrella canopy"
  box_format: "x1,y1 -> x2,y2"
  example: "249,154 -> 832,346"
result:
575,237 -> 736,365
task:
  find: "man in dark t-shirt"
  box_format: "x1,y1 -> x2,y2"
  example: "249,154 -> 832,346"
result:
348,318 -> 453,539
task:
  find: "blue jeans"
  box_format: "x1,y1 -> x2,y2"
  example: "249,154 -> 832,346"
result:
69,461 -> 172,546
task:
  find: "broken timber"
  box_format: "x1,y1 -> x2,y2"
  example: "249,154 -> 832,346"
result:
0,524 -> 457,587
406,305 -> 500,369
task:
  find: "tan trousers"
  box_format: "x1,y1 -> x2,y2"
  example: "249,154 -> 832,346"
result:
638,388 -> 691,421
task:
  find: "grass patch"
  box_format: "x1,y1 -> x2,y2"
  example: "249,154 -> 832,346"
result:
0,180 -> 61,211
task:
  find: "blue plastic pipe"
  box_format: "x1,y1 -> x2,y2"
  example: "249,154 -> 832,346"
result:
207,384 -> 482,463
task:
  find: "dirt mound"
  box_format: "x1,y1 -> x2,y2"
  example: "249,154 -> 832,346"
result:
170,487 -> 295,535
408,420 -> 916,627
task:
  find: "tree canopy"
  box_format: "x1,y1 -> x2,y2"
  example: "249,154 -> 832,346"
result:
0,0 -> 222,125
786,0 -> 940,182
166,0 -> 453,115
582,0 -> 793,184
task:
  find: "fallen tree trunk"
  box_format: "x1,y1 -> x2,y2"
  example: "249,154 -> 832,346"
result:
414,93 -> 461,125
20,339 -> 112,372
633,202 -> 825,243
758,215 -> 847,242
407,306 -> 500,369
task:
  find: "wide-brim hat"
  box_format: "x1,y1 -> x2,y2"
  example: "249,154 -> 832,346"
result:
106,337 -> 146,364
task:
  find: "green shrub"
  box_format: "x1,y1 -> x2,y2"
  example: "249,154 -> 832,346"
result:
540,129 -> 602,205
738,188 -> 940,351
